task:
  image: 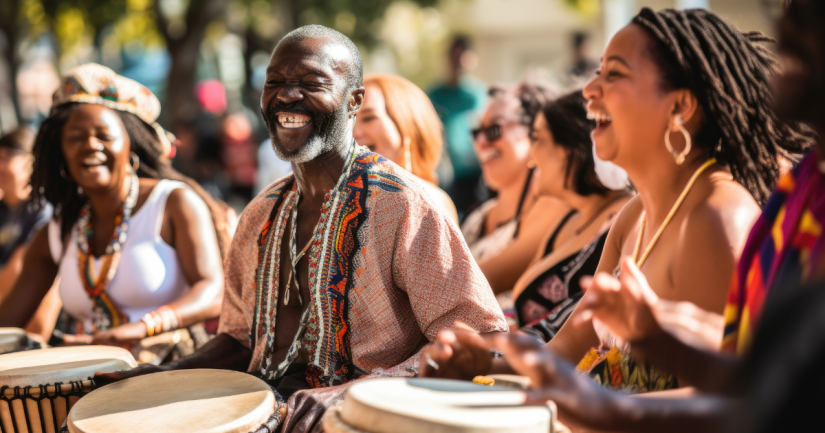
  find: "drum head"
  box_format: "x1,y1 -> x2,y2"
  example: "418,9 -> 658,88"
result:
67,369 -> 275,433
0,345 -> 137,387
0,328 -> 26,354
339,378 -> 552,433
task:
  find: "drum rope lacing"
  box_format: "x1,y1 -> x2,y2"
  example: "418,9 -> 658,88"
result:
1,379 -> 95,433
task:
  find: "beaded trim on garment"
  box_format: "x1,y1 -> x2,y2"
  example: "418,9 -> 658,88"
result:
252,147 -> 407,387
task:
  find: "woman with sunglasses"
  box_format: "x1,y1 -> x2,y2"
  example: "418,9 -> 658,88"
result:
0,64 -> 232,363
461,84 -> 570,317
353,74 -> 458,223
421,6 -> 811,394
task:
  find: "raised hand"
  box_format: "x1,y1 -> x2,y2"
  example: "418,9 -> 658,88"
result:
577,257 -> 661,345
418,323 -> 493,380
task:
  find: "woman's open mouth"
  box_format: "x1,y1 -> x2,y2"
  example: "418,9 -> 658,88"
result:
79,152 -> 108,171
587,110 -> 612,136
477,148 -> 501,165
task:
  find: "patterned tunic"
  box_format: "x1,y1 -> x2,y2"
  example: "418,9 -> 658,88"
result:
723,151 -> 825,355
218,146 -> 507,387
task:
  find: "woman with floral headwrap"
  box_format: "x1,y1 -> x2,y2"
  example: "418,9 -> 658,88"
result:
0,64 -> 232,363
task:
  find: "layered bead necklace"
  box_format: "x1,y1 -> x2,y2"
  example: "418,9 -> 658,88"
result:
77,171 -> 139,331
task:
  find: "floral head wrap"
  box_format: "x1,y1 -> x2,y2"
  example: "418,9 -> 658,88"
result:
51,63 -> 174,157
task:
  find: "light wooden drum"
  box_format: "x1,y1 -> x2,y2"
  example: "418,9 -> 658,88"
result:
0,346 -> 137,433
323,378 -> 564,433
66,369 -> 278,433
0,329 -> 27,355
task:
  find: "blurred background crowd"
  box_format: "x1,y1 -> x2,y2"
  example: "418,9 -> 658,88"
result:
0,0 -> 769,215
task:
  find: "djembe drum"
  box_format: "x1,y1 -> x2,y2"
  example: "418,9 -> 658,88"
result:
0,329 -> 27,355
323,377 -> 567,433
65,369 -> 280,433
0,346 -> 136,433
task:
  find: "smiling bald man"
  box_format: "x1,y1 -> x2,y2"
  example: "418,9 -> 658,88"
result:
101,25 -> 506,432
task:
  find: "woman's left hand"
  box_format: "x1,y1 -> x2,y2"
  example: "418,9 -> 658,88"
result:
91,322 -> 147,347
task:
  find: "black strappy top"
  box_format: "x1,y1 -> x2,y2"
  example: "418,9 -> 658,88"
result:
515,210 -> 609,342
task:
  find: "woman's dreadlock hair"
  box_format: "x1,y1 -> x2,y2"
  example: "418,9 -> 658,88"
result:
31,103 -> 232,260
633,7 -> 815,205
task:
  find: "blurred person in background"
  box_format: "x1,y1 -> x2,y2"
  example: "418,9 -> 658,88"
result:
428,36 -> 488,216
0,127 -> 59,340
254,137 -> 292,195
568,32 -> 599,82
461,83 -> 570,324
0,64 -> 233,364
511,91 -> 631,341
354,73 -> 458,223
221,112 -> 258,207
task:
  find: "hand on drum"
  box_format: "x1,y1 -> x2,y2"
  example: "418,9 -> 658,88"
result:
418,323 -> 494,380
489,333 -> 616,430
282,384 -> 348,433
577,258 -> 661,345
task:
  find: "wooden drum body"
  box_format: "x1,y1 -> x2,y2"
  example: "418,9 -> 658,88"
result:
323,378 -> 562,433
66,369 -> 278,433
0,346 -> 137,433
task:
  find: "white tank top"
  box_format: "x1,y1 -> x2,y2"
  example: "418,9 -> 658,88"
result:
49,180 -> 191,333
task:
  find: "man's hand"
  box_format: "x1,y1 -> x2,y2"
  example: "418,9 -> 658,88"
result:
418,325 -> 493,380
577,258 -> 661,345
490,333 -> 617,430
281,384 -> 348,433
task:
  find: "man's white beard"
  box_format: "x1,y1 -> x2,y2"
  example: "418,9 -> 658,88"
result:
270,120 -> 354,163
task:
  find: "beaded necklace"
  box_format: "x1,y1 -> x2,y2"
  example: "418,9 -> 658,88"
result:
77,172 -> 139,331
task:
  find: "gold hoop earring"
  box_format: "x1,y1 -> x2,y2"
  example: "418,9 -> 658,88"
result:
664,116 -> 692,165
60,163 -> 73,182
130,153 -> 140,172
403,137 -> 412,172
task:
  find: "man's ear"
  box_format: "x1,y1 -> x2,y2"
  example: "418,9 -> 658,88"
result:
348,86 -> 366,116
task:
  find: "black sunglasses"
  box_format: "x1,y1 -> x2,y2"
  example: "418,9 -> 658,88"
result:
471,124 -> 503,142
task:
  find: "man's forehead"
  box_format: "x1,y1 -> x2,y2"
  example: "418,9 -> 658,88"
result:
268,36 -> 350,77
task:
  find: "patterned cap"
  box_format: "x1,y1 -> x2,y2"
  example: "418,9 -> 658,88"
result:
52,63 -> 173,158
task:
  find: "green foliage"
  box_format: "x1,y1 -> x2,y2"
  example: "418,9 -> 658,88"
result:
297,0 -> 439,47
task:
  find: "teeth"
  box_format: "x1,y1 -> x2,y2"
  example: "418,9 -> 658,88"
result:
587,110 -> 611,124
82,153 -> 107,165
278,113 -> 311,128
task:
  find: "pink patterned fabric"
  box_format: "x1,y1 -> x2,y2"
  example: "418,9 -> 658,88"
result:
218,146 -> 506,384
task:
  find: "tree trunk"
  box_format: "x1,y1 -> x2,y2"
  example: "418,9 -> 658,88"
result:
154,0 -> 229,130
0,0 -> 22,128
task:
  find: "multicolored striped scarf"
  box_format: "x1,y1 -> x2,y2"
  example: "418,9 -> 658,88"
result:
723,151 -> 825,355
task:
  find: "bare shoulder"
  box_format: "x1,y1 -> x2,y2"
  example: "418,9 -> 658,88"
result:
682,178 -> 761,257
167,186 -> 209,214
607,194 -> 644,242
685,176 -> 760,248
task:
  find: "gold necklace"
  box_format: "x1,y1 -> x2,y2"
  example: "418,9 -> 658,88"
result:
632,158 -> 717,268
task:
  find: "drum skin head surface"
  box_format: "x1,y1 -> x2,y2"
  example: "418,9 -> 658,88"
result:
0,328 -> 26,354
0,346 -> 137,387
339,378 -> 552,433
67,369 -> 275,433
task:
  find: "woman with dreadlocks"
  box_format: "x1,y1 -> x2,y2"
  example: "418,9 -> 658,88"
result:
0,64 -> 231,363
419,6 -> 813,395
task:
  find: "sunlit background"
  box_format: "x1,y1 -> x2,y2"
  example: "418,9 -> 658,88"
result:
0,0 -> 773,208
